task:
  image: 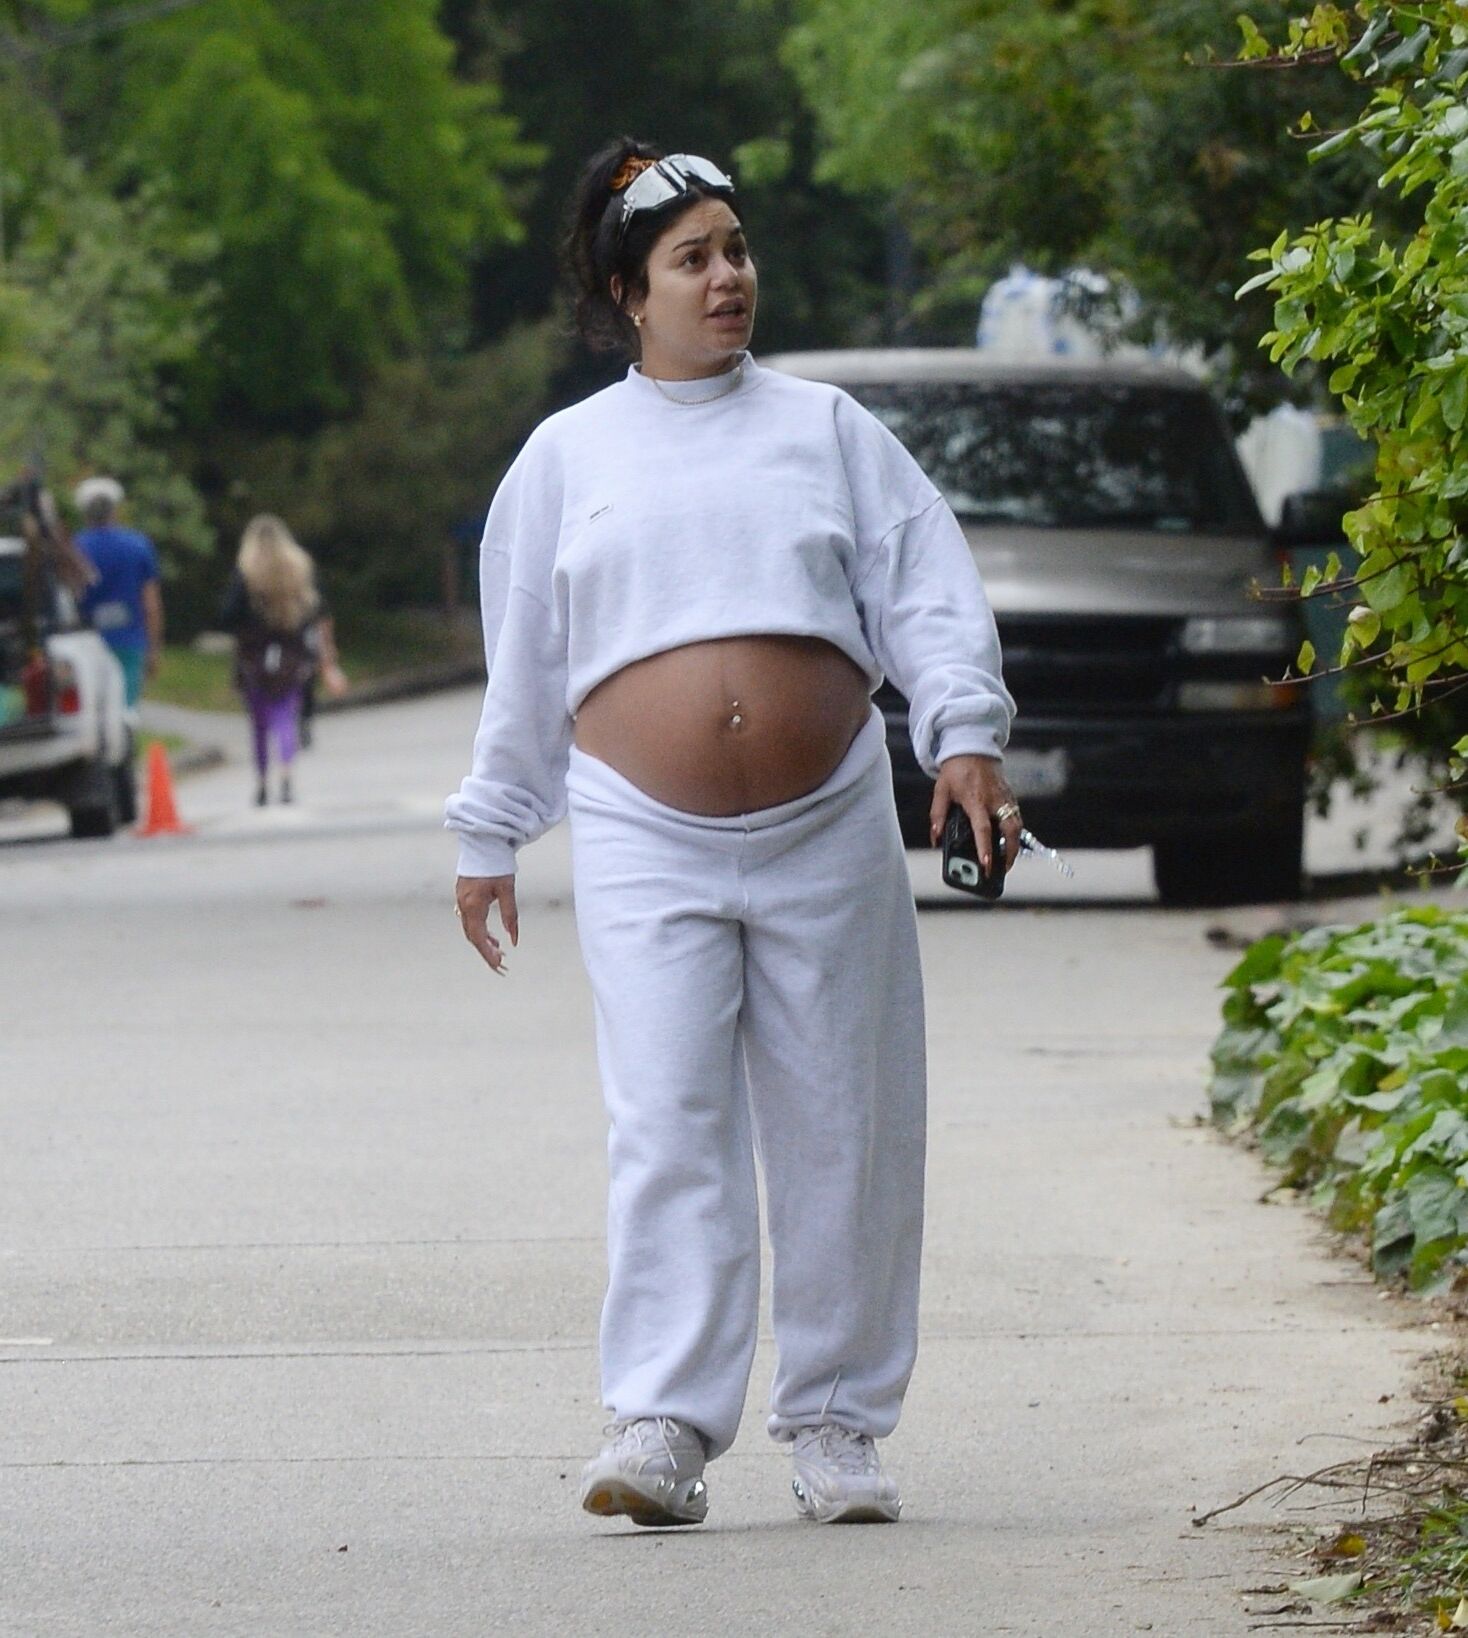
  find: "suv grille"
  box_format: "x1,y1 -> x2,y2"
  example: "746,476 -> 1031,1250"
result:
996,615 -> 1178,713
873,616 -> 1183,724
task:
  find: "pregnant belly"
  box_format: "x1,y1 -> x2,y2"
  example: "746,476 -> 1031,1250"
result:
573,636 -> 872,815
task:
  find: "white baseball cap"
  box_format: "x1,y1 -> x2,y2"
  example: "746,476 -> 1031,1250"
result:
73,475 -> 125,511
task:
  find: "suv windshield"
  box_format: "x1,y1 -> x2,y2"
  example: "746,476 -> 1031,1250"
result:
850,380 -> 1261,534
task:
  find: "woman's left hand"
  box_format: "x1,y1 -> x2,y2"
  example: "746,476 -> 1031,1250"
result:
929,754 -> 1022,875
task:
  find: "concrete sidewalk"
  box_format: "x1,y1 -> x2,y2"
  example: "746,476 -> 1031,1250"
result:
0,687 -> 1446,1634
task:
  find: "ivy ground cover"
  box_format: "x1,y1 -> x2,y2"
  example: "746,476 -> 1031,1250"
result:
1211,906 -> 1468,1293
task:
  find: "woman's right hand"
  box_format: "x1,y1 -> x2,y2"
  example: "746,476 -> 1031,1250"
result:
455,874 -> 518,976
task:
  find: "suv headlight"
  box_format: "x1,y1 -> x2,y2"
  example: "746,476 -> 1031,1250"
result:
1178,680 -> 1299,711
1180,616 -> 1295,654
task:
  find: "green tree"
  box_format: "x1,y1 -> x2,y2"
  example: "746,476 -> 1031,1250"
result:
1234,1 -> 1468,860
780,0 -> 1401,418
26,0 -> 539,424
205,318 -> 567,612
0,156 -> 213,556
441,0 -> 891,381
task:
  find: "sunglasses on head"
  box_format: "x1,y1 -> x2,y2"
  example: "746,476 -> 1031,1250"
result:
617,154 -> 736,244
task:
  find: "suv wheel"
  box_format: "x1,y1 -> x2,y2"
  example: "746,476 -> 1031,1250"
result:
114,757 -> 138,827
114,728 -> 138,826
1153,813 -> 1305,907
67,754 -> 121,839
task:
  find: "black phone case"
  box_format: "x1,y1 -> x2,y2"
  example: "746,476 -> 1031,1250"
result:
941,807 -> 1006,901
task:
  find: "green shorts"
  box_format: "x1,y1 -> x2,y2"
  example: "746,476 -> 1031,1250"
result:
110,643 -> 148,708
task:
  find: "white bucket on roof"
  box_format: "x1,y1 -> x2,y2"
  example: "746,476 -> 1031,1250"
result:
976,264 -> 1206,375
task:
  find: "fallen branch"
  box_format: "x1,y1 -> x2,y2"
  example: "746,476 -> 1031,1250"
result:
1192,1461 -> 1382,1526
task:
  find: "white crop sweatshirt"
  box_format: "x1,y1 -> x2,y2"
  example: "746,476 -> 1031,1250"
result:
445,355 -> 1015,877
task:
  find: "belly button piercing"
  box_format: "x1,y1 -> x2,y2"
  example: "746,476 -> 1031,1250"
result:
730,698 -> 742,728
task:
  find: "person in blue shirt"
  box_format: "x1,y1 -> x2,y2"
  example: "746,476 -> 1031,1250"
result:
72,475 -> 164,707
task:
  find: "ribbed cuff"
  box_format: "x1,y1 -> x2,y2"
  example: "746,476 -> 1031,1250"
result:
454,832 -> 517,878
935,724 -> 1006,764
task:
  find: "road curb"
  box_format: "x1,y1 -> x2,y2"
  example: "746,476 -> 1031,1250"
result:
147,658 -> 484,778
171,743 -> 227,777
316,658 -> 484,714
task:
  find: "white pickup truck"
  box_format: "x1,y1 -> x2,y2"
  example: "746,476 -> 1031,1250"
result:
0,533 -> 135,838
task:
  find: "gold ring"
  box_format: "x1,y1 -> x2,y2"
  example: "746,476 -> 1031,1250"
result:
995,801 -> 1021,822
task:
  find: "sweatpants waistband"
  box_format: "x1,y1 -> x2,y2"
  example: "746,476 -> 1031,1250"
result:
565,702 -> 887,835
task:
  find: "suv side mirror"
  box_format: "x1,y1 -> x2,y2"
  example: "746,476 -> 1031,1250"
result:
1271,488 -> 1348,549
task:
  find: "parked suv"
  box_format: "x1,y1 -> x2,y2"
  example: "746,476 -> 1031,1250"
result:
0,526 -> 134,838
767,350 -> 1312,905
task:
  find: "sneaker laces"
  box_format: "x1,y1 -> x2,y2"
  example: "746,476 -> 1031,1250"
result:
796,1423 -> 878,1474
604,1416 -> 697,1473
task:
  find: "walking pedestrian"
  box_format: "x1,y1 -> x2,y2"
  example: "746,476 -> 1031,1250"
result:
72,476 -> 163,707
445,139 -> 1019,1528
219,514 -> 335,807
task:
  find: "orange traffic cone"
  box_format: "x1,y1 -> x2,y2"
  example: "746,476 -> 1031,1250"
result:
136,741 -> 191,837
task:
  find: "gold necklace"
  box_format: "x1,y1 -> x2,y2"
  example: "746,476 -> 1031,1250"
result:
646,356 -> 746,406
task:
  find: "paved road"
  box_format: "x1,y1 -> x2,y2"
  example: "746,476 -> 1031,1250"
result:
0,690 -> 1441,1635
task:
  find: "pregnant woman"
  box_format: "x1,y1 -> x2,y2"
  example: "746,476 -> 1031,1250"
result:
446,139 -> 1018,1527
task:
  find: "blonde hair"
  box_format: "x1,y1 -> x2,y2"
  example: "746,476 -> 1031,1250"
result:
237,514 -> 317,631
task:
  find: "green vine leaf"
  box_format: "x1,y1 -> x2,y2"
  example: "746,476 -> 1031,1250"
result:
1236,13 -> 1271,61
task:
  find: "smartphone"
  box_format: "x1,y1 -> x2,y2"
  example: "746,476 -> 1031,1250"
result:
941,806 -> 1006,901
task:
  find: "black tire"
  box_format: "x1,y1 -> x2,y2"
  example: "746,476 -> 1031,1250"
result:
1153,812 -> 1305,907
114,755 -> 138,826
67,756 -> 121,839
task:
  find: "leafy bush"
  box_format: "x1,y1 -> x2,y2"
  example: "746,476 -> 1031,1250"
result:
1233,1 -> 1468,860
1211,907 -> 1468,1293
181,318 -> 565,626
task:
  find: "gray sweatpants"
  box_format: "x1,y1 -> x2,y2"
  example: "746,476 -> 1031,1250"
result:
565,707 -> 927,1459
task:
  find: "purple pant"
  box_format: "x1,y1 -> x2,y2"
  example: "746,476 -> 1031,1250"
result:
245,688 -> 302,776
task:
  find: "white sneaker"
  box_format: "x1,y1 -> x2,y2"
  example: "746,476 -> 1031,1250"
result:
790,1424 -> 902,1523
579,1417 -> 709,1527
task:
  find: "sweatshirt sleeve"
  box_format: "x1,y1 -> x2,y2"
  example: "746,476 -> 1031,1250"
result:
444,439 -> 573,877
851,458 -> 1016,776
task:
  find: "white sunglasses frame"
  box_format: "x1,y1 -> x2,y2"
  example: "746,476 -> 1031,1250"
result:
616,154 -> 735,243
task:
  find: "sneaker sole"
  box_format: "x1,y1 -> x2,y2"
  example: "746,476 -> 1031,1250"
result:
580,1477 -> 706,1528
793,1478 -> 902,1525
798,1499 -> 901,1524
